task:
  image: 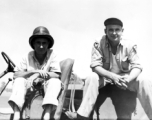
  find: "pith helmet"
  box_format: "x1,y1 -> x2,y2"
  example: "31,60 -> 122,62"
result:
29,26 -> 54,49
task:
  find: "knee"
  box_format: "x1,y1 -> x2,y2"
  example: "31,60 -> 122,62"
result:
139,78 -> 151,88
13,77 -> 26,85
47,78 -> 61,86
137,72 -> 149,84
136,74 -> 152,91
44,78 -> 61,94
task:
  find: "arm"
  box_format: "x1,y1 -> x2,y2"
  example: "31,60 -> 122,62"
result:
126,44 -> 142,82
13,70 -> 40,79
91,40 -> 125,87
128,45 -> 143,71
13,54 -> 35,79
92,64 -> 141,84
47,72 -> 61,80
93,66 -> 113,79
126,68 -> 141,83
93,66 -> 125,87
14,70 -> 61,79
31,71 -> 61,86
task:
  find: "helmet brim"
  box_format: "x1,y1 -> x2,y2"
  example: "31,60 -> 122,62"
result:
29,35 -> 54,49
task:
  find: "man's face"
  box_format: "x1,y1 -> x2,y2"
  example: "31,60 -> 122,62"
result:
33,37 -> 49,55
105,25 -> 123,43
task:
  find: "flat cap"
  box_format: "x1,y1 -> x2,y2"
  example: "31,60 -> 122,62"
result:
104,18 -> 123,27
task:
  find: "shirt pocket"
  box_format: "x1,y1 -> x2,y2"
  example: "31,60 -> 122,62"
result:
121,56 -> 130,70
102,57 -> 110,70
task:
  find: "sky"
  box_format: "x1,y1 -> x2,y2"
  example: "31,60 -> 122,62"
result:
0,0 -> 152,87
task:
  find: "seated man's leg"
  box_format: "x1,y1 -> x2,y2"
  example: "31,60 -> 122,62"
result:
66,72 -> 103,120
8,77 -> 27,120
92,84 -> 110,120
42,78 -> 61,120
129,72 -> 152,119
91,84 -> 111,120
111,85 -> 137,120
77,72 -> 100,118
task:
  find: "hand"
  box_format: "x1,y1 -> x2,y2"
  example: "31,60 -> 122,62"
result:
110,73 -> 128,90
36,70 -> 49,79
33,78 -> 44,86
120,75 -> 130,85
27,73 -> 39,89
119,79 -> 128,90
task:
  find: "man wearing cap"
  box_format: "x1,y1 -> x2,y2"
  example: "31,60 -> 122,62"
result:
66,18 -> 152,119
8,26 -> 61,120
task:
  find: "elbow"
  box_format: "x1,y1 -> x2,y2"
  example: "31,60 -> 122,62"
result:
92,66 -> 101,72
92,67 -> 96,72
131,64 -> 143,72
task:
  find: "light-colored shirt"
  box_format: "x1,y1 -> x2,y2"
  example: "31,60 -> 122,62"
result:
15,49 -> 61,73
91,35 -> 142,73
110,54 -> 121,74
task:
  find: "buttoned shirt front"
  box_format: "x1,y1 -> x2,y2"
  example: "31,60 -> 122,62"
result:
91,35 -> 142,73
15,49 -> 61,73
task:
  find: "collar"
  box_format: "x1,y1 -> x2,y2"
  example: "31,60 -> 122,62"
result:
31,49 -> 51,62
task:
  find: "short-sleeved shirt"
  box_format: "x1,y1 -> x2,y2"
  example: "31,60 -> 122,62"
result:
91,35 -> 142,73
15,49 -> 61,73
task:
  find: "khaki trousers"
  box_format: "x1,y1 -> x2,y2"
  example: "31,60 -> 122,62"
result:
77,71 -> 152,119
8,77 -> 61,111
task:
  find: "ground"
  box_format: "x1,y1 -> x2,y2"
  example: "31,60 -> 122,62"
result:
0,90 -> 149,120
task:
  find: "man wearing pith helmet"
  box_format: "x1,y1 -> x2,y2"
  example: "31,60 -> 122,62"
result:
8,26 -> 61,120
66,18 -> 152,120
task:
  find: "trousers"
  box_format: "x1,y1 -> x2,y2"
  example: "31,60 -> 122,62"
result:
8,77 -> 61,111
77,71 -> 152,119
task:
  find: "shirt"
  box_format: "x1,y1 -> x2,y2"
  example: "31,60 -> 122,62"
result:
90,35 -> 142,73
15,49 -> 61,73
110,54 -> 121,74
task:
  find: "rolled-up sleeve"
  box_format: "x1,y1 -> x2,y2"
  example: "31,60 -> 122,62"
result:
128,45 -> 143,71
90,41 -> 103,68
49,53 -> 61,73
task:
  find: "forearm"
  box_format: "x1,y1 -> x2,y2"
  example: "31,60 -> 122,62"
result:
127,68 -> 142,82
47,72 -> 61,79
13,70 -> 39,79
93,66 -> 113,80
93,66 -> 128,89
33,72 -> 61,86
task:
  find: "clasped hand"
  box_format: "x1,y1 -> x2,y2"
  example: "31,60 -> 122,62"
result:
111,73 -> 129,90
36,70 -> 50,79
27,70 -> 49,89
